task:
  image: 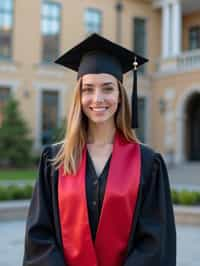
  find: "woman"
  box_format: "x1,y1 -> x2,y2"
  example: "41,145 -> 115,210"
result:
23,34 -> 176,266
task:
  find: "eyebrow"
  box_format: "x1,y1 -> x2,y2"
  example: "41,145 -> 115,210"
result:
82,82 -> 115,87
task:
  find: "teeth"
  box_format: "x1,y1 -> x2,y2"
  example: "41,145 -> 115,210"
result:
91,107 -> 107,111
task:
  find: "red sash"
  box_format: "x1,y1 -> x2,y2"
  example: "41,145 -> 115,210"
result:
58,131 -> 141,266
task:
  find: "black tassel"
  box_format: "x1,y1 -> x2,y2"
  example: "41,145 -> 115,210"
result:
131,66 -> 138,129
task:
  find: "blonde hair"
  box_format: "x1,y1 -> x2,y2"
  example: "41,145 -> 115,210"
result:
52,77 -> 140,175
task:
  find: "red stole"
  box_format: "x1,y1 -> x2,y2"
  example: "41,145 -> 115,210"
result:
58,132 -> 141,266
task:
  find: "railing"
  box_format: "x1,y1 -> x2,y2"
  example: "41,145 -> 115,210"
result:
177,49 -> 200,70
0,59 -> 21,72
157,49 -> 200,74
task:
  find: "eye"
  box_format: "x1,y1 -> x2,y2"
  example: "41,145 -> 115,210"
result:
82,87 -> 93,93
103,87 -> 114,92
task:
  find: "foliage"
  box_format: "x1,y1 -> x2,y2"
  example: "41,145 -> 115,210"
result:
171,189 -> 200,205
0,185 -> 33,201
0,97 -> 33,167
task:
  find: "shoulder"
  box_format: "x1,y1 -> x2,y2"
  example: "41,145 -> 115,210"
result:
139,143 -> 167,179
37,142 -> 64,182
139,143 -> 158,162
40,141 -> 64,160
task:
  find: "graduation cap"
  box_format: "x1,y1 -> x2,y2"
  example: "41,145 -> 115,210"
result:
54,33 -> 148,128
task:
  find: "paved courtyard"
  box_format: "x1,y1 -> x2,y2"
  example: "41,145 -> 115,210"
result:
0,220 -> 199,266
168,162 -> 200,191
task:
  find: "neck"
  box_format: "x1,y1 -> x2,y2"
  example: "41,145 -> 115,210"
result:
87,120 -> 116,145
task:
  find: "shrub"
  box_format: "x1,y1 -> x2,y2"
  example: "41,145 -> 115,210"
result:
0,185 -> 33,201
0,97 -> 33,168
171,190 -> 179,204
174,190 -> 200,205
0,185 -> 200,205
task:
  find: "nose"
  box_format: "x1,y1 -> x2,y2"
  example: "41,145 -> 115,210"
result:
93,90 -> 104,103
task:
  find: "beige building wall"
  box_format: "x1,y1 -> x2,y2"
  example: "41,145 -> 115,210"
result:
1,0 -> 157,150
152,68 -> 200,159
1,0 -> 200,164
183,10 -> 200,50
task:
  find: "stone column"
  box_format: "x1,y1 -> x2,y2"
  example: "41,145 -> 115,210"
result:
162,3 -> 170,58
172,0 -> 182,55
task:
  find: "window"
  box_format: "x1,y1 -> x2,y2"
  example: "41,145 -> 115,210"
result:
41,2 -> 61,62
133,17 -> 147,74
189,26 -> 200,50
84,8 -> 102,34
42,91 -> 59,145
135,97 -> 147,143
0,87 -> 10,125
0,0 -> 13,59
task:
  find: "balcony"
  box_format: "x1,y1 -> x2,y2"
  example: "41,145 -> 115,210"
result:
153,0 -> 200,14
156,49 -> 200,75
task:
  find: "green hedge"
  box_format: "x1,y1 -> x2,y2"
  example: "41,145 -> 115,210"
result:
0,185 -> 200,205
171,189 -> 200,205
0,185 -> 33,201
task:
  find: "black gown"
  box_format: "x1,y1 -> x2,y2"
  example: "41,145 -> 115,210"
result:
22,143 -> 176,266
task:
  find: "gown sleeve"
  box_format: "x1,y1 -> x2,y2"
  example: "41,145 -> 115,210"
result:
124,153 -> 176,266
22,147 -> 66,266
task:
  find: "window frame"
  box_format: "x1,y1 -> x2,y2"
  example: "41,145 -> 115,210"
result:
189,25 -> 200,50
133,16 -> 147,74
41,89 -> 59,145
84,7 -> 102,35
41,1 -> 62,63
0,0 -> 14,60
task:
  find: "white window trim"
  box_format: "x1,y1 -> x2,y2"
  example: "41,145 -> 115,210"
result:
0,79 -> 19,94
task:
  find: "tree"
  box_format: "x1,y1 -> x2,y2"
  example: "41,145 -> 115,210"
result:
0,97 -> 33,167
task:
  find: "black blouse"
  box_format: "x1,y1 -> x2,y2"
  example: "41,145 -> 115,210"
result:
85,149 -> 112,241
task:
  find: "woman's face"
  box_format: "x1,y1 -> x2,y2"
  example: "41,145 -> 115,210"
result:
81,73 -> 120,125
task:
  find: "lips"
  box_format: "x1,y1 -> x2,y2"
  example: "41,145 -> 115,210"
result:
89,107 -> 109,112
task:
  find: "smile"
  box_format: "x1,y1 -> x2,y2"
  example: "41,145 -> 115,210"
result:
89,107 -> 109,112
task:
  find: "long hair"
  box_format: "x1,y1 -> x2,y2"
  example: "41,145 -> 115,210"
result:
52,77 -> 140,175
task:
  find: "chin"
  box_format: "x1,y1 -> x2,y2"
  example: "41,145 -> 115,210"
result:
88,115 -> 114,125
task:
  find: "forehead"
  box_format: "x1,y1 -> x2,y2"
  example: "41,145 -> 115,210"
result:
82,73 -> 118,86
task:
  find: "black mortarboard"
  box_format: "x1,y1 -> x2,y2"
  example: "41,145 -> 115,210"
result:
54,33 -> 148,128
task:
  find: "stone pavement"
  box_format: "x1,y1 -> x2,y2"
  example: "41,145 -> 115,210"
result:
168,162 -> 200,191
0,220 -> 199,266
0,180 -> 34,187
177,224 -> 200,266
0,220 -> 26,266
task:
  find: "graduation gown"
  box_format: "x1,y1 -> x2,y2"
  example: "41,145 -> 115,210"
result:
22,142 -> 176,266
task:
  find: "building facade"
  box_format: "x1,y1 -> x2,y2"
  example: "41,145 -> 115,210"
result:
0,0 -> 199,164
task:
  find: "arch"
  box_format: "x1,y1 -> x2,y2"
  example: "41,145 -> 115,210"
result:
175,86 -> 200,163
